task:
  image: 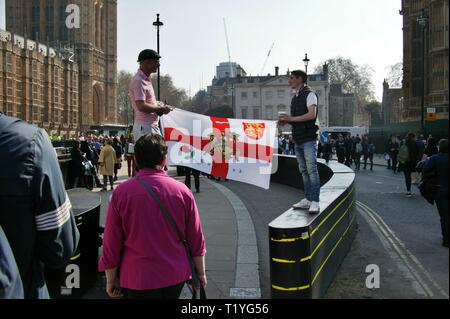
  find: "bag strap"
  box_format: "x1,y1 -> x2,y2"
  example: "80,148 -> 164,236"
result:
134,177 -> 200,288
192,285 -> 207,300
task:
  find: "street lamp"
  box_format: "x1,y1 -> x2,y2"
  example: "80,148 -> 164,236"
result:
417,8 -> 428,135
303,53 -> 310,76
153,14 -> 164,101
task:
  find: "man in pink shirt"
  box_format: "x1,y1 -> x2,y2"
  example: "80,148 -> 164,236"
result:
99,134 -> 207,299
129,49 -> 173,142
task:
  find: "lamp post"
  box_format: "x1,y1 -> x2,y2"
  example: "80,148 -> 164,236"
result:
153,14 -> 163,101
303,53 -> 310,77
417,9 -> 428,135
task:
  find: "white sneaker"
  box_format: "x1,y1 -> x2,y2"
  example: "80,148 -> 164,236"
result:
309,202 -> 320,214
293,199 -> 311,210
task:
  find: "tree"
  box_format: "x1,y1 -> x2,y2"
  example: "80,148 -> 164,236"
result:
190,90 -> 210,114
152,74 -> 189,109
117,70 -> 134,126
205,105 -> 234,118
117,71 -> 190,124
314,56 -> 376,103
385,62 -> 403,88
365,101 -> 383,126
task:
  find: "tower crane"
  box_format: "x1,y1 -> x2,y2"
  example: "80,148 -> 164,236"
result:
260,42 -> 275,76
223,18 -> 234,78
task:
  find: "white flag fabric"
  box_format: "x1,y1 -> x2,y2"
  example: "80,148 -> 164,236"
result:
161,109 -> 277,189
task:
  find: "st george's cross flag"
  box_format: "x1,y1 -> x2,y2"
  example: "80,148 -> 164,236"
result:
161,108 -> 277,189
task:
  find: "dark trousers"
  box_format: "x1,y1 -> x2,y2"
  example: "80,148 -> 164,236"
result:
390,154 -> 398,172
436,199 -> 449,244
403,166 -> 412,192
364,154 -> 374,170
345,153 -> 352,167
185,168 -> 200,191
354,153 -> 362,170
126,156 -> 135,177
124,282 -> 185,299
103,175 -> 114,189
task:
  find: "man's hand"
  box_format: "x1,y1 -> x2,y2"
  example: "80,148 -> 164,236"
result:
278,114 -> 291,126
156,102 -> 174,116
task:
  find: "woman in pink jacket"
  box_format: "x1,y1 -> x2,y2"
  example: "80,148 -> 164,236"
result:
99,134 -> 207,299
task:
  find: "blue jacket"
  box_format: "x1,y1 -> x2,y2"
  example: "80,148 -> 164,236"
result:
419,153 -> 449,199
0,114 -> 80,299
0,224 -> 24,299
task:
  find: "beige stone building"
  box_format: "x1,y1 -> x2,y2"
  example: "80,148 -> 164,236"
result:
401,0 -> 449,121
0,30 -> 79,138
6,0 -> 118,131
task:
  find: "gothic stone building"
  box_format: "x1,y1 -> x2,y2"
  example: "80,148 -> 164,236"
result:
6,0 -> 118,131
401,0 -> 449,122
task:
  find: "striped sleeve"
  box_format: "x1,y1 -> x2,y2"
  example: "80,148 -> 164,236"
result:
35,194 -> 72,232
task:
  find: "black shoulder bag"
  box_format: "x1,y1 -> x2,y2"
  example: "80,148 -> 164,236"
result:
134,177 -> 206,299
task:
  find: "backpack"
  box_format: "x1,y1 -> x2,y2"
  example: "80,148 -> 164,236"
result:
356,143 -> 363,154
398,144 -> 410,164
369,144 -> 376,154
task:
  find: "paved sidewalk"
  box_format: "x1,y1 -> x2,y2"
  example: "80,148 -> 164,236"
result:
83,163 -> 259,299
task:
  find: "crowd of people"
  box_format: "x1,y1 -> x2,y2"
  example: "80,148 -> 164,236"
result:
68,133 -> 136,191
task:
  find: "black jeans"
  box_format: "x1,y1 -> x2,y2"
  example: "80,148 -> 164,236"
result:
390,154 -> 398,172
364,154 -> 374,170
403,166 -> 412,192
354,153 -> 362,170
185,168 -> 200,191
103,175 -> 114,189
124,282 -> 185,299
436,199 -> 449,244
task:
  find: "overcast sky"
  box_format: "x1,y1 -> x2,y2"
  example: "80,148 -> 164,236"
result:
1,0 -> 403,100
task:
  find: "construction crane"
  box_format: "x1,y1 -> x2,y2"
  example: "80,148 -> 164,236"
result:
223,18 -> 234,77
260,42 -> 275,76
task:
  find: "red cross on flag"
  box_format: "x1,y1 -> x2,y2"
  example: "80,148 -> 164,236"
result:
161,109 -> 277,189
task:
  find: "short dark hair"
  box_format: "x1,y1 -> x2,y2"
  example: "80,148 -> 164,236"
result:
291,70 -> 308,84
135,134 -> 168,169
438,139 -> 449,153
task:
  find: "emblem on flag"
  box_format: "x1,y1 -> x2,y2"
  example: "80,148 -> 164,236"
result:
243,123 -> 266,140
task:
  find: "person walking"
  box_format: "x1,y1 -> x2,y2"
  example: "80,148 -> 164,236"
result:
279,70 -> 321,214
367,140 -> 376,171
398,133 -> 419,198
112,137 -> 123,181
184,167 -> 201,193
99,134 -> 207,299
418,139 -> 449,247
129,49 -> 173,142
344,133 -> 353,167
70,140 -> 85,188
424,135 -> 438,157
125,136 -> 136,177
354,137 -> 363,171
99,138 -> 117,191
0,114 -> 79,299
335,134 -> 346,164
388,135 -> 400,173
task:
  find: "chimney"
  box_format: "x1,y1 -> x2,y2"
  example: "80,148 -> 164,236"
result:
275,66 -> 279,76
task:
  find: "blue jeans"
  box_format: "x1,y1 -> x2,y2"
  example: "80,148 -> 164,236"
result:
295,141 -> 321,202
